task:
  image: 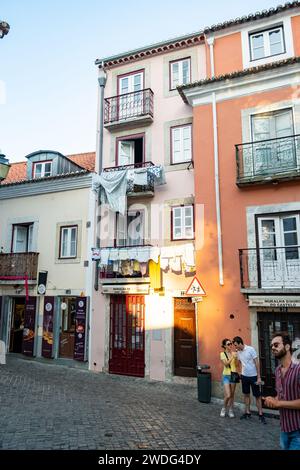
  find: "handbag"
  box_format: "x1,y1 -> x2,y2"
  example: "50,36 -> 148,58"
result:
230,371 -> 240,383
224,352 -> 240,383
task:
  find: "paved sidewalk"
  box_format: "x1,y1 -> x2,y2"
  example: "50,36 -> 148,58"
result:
0,356 -> 280,450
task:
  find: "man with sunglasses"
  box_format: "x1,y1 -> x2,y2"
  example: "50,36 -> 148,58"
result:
263,332 -> 300,450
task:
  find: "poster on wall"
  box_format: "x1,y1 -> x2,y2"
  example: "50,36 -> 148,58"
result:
22,297 -> 36,356
74,297 -> 87,362
42,296 -> 54,358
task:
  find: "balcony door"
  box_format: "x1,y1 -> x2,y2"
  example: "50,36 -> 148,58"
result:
251,108 -> 295,175
12,224 -> 33,253
258,215 -> 300,288
118,71 -> 144,120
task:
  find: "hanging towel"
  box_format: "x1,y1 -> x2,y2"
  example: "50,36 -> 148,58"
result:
98,169 -> 128,215
170,256 -> 182,273
128,247 -> 138,260
134,168 -> 148,186
148,165 -> 166,185
149,246 -> 160,263
184,243 -> 195,267
109,249 -> 119,261
119,248 -> 129,260
100,248 -> 110,265
136,246 -> 151,263
140,262 -> 148,276
149,259 -> 161,289
133,260 -> 140,272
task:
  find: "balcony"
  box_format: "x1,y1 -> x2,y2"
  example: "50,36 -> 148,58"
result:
103,161 -> 156,197
99,245 -> 152,281
0,252 -> 39,283
239,246 -> 300,292
104,88 -> 154,130
236,134 -> 300,186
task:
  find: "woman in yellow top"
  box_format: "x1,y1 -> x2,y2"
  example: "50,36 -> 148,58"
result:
220,338 -> 238,418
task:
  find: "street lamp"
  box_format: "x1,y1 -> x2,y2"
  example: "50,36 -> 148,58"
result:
0,21 -> 10,39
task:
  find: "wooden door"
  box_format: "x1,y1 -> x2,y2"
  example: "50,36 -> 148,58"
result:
59,297 -> 76,358
109,295 -> 145,377
174,298 -> 197,377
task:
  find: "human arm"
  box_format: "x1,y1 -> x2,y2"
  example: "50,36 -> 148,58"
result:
253,357 -> 262,383
263,396 -> 300,410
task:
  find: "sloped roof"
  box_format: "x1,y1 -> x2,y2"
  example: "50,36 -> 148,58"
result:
1,152 -> 95,185
96,2 -> 300,68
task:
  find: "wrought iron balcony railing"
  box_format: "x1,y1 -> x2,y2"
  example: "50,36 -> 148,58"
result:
104,88 -> 154,126
239,246 -> 300,289
103,161 -> 155,194
236,134 -> 300,186
0,252 -> 39,280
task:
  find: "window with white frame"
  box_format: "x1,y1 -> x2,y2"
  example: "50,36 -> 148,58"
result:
172,205 -> 194,240
12,224 -> 34,253
117,210 -> 144,247
170,58 -> 191,89
33,161 -> 52,178
249,26 -> 285,61
171,125 -> 192,164
59,226 -> 78,258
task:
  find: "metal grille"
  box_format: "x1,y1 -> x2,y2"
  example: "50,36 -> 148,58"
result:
104,88 -> 154,125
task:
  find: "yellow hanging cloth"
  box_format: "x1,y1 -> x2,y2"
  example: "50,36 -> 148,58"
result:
149,258 -> 161,289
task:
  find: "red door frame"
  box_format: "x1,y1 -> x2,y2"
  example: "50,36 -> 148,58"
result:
109,294 -> 145,377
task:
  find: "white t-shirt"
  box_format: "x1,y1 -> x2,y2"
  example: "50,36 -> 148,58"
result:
237,345 -> 258,377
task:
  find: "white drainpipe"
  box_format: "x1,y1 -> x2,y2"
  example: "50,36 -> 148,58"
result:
207,36 -> 224,286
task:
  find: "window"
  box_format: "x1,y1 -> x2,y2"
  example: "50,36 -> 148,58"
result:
59,226 -> 78,258
249,26 -> 285,61
170,58 -> 191,90
12,224 -> 33,253
117,210 -> 144,247
257,214 -> 300,288
118,71 -> 144,120
172,205 -> 194,240
33,161 -> 52,178
171,125 -> 192,164
117,134 -> 144,166
251,108 -> 295,175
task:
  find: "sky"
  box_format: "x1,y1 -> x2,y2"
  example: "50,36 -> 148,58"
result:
0,0 -> 283,163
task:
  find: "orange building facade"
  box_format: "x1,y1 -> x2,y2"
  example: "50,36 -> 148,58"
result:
180,3 -> 300,396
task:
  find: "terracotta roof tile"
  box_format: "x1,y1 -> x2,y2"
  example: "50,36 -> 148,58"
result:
67,152 -> 96,171
1,162 -> 27,184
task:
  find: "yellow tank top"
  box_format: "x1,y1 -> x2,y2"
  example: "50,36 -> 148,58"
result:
220,351 -> 237,375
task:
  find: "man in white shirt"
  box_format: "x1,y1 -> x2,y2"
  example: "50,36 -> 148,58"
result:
232,336 -> 266,424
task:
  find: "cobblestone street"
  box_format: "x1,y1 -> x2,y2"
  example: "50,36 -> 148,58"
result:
0,356 -> 280,450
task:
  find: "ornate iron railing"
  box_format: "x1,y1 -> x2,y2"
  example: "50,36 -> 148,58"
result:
239,246 -> 300,289
236,134 -> 300,185
103,161 -> 155,193
0,252 -> 39,279
104,88 -> 154,125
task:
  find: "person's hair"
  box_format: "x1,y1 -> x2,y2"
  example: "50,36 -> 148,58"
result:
233,336 -> 243,345
221,338 -> 231,349
272,331 -> 292,348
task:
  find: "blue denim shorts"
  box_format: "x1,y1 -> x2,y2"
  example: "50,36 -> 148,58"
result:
280,430 -> 300,450
222,374 -> 232,385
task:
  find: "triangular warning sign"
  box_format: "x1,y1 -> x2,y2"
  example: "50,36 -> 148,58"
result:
185,276 -> 206,296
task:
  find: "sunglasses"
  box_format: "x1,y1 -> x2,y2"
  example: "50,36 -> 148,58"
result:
226,342 -> 232,346
271,342 -> 282,348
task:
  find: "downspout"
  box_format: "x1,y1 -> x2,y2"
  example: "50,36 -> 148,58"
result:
207,36 -> 224,285
94,63 -> 107,291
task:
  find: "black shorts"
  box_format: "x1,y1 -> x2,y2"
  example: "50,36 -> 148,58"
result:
241,375 -> 261,397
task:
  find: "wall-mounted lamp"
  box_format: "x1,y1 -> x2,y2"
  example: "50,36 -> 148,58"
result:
0,154 -> 11,180
0,21 -> 10,39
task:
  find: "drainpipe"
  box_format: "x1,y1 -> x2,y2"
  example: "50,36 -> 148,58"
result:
94,63 -> 107,291
207,36 -> 224,286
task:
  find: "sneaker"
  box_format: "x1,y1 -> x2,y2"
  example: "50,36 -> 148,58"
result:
228,409 -> 235,418
240,413 -> 251,420
259,414 -> 267,424
220,407 -> 226,417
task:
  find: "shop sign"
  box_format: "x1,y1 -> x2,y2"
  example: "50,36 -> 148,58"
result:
74,297 -> 87,362
249,296 -> 300,308
42,296 -> 54,358
102,284 -> 149,295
